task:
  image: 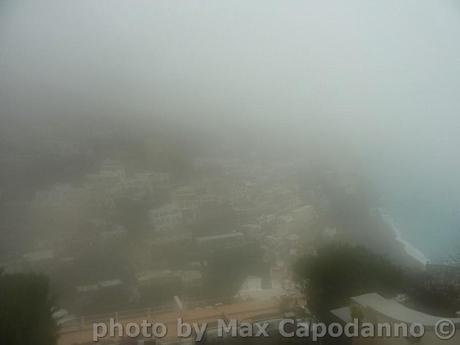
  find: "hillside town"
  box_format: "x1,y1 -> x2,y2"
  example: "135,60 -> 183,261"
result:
0,150 -> 310,344
2,1 -> 460,344
3,146 -> 459,345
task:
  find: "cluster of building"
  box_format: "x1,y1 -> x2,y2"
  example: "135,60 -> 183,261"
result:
2,159 -> 320,325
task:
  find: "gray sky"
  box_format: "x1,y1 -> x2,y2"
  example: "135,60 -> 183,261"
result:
2,1 -> 460,260
1,0 -> 460,157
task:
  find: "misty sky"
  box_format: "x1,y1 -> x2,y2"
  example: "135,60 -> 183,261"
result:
1,1 -> 460,260
1,0 -> 460,181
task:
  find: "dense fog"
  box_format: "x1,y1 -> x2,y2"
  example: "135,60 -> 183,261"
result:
1,1 -> 460,344
2,0 -> 460,257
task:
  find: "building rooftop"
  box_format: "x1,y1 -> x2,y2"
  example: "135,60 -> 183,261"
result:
333,293 -> 460,327
331,306 -> 352,323
23,249 -> 54,262
196,232 -> 244,242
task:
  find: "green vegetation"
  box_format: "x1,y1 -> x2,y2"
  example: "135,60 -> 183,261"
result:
190,202 -> 238,237
407,275 -> 460,317
295,243 -> 403,320
0,271 -> 57,345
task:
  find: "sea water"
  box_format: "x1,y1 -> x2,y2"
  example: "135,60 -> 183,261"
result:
374,174 -> 460,264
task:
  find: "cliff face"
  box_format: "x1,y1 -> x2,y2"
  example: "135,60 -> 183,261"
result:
307,171 -> 426,270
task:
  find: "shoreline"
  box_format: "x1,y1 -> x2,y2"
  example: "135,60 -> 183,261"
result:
378,208 -> 430,268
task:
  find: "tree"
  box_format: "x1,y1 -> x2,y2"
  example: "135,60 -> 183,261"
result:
406,271 -> 460,316
0,271 -> 57,345
294,243 -> 403,321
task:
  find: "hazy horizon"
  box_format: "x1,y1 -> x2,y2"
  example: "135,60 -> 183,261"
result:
2,1 -> 460,261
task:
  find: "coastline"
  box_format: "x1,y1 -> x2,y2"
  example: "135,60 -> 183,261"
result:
378,208 -> 430,268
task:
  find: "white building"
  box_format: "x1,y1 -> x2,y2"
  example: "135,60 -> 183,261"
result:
332,293 -> 460,344
196,232 -> 245,251
149,204 -> 183,232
